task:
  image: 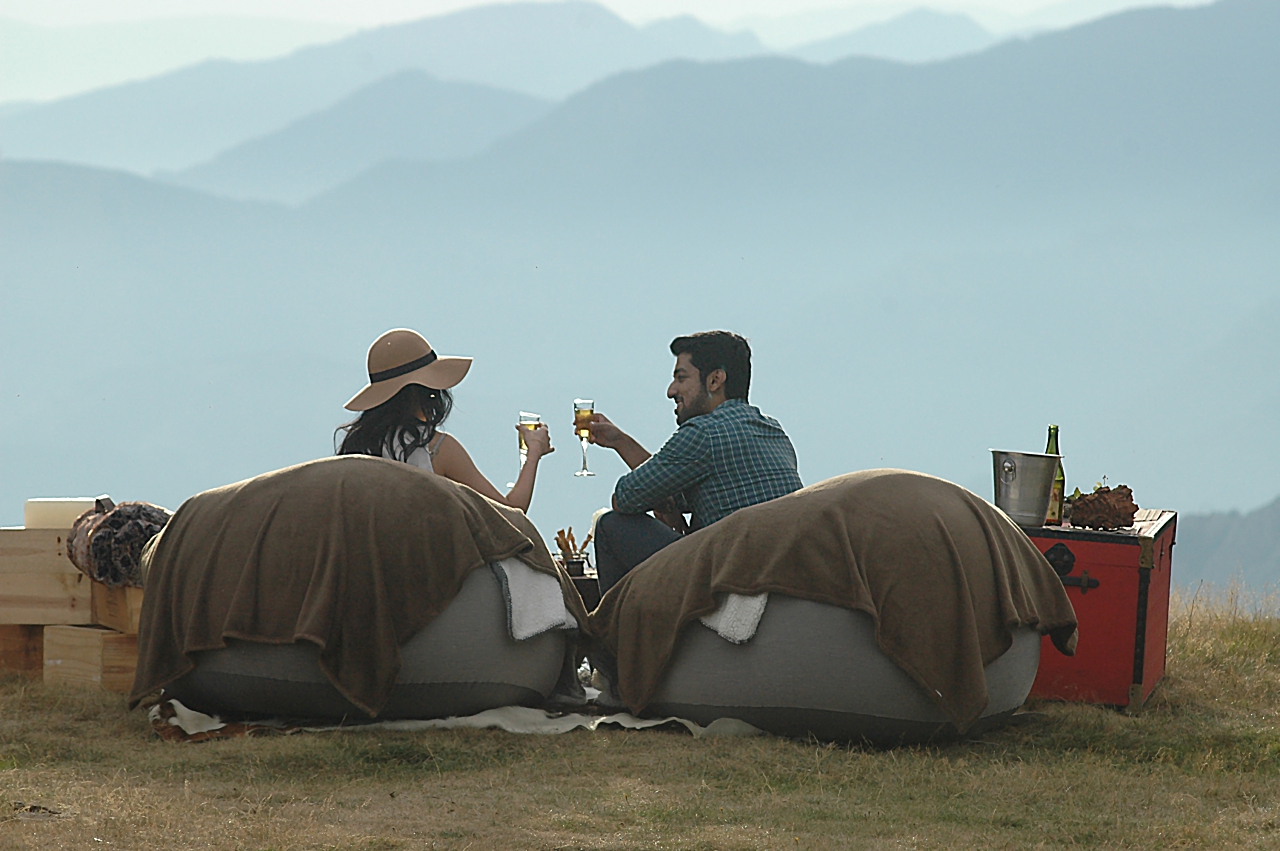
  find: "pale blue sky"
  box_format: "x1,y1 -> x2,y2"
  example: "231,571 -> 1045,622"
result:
0,0 -> 1203,28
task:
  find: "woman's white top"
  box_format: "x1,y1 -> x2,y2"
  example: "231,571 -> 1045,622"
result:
380,426 -> 579,636
382,428 -> 443,473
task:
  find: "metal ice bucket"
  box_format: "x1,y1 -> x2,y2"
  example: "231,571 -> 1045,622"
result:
990,450 -> 1062,528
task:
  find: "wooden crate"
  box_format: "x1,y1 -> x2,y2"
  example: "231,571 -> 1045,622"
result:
43,625 -> 138,694
0,625 -> 43,676
91,581 -> 144,635
0,528 -> 92,625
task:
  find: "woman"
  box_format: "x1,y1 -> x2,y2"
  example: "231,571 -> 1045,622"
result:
336,328 -> 552,512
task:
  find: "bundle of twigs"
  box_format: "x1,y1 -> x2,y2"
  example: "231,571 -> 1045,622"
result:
554,526 -> 591,560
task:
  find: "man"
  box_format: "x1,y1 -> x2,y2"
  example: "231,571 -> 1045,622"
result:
587,331 -> 803,593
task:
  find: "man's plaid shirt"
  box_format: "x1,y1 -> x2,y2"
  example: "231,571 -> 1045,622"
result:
613,398 -> 803,530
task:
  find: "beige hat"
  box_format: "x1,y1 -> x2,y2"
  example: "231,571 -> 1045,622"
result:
344,328 -> 473,411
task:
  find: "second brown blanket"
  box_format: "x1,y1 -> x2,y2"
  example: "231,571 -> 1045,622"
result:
590,469 -> 1078,732
129,455 -> 587,715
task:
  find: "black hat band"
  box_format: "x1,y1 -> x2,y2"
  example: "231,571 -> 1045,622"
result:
369,350 -> 438,383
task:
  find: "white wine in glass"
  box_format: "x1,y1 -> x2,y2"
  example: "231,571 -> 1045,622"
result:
573,399 -> 595,477
517,411 -> 541,469
507,411 -> 542,489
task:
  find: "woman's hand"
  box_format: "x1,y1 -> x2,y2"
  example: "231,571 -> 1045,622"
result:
518,423 -> 553,460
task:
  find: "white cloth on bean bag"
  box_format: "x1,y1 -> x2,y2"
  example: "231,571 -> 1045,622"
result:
699,593 -> 768,644
492,557 -> 579,640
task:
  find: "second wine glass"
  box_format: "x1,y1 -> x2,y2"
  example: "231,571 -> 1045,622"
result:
573,399 -> 595,477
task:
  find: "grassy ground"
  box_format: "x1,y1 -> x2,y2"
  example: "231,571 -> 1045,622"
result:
2,587 -> 1278,850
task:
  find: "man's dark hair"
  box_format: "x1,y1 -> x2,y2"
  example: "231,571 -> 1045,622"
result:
670,331 -> 751,401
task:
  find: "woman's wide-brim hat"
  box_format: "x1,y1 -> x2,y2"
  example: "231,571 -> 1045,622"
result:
344,328 -> 472,411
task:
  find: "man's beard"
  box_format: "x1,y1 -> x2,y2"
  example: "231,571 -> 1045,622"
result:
676,387 -> 715,424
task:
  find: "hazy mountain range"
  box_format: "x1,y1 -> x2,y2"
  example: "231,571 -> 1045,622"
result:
0,2 -> 763,173
1177,498 -> 1280,590
2,2 -> 1006,183
790,9 -> 997,64
0,0 -> 1194,107
734,0 -> 1207,47
1,0 -> 1277,589
159,71 -> 553,204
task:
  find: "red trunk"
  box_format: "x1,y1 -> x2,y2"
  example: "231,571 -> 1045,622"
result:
1026,509 -> 1176,708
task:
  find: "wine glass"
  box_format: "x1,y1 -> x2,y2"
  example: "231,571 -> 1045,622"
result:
517,411 -> 541,470
573,399 -> 595,477
507,411 -> 541,488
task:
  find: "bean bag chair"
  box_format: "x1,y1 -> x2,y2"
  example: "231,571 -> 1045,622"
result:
130,456 -> 586,721
165,567 -> 567,721
649,597 -> 1040,743
591,470 -> 1077,742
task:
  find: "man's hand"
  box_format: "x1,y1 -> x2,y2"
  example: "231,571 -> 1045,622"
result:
584,413 -> 651,471
585,413 -> 626,449
653,498 -> 689,534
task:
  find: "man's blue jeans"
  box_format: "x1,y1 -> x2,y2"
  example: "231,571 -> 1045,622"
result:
593,511 -> 683,595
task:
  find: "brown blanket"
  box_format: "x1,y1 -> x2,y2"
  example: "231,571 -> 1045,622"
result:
129,455 -> 588,716
589,469 -> 1077,732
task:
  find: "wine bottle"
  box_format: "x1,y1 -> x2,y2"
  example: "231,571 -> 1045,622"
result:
1044,424 -> 1065,526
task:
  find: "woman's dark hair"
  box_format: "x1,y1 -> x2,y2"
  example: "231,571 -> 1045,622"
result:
670,331 -> 751,401
335,383 -> 453,461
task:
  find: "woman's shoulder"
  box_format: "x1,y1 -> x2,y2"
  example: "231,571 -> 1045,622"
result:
429,430 -> 452,453
429,431 -> 469,464
427,431 -> 481,481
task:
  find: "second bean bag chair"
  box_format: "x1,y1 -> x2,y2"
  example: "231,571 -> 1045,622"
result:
591,469 -> 1077,741
648,596 -> 1040,743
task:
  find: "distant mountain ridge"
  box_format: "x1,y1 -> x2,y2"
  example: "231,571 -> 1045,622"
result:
791,9 -> 999,64
21,6 -> 1024,204
1178,498 -> 1280,590
314,0 -> 1279,227
160,71 -> 553,204
0,1 -> 764,175
312,2 -> 764,99
642,15 -> 764,57
739,0 -> 1209,47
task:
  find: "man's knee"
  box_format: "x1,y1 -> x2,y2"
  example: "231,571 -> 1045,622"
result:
596,509 -> 625,536
596,509 -> 658,541
594,510 -> 624,555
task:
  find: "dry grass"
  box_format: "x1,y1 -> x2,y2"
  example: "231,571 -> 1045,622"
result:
2,586 -> 1278,850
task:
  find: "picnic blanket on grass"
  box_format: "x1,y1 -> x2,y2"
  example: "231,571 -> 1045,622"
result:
129,455 -> 588,716
147,698 -> 763,743
590,469 -> 1078,732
